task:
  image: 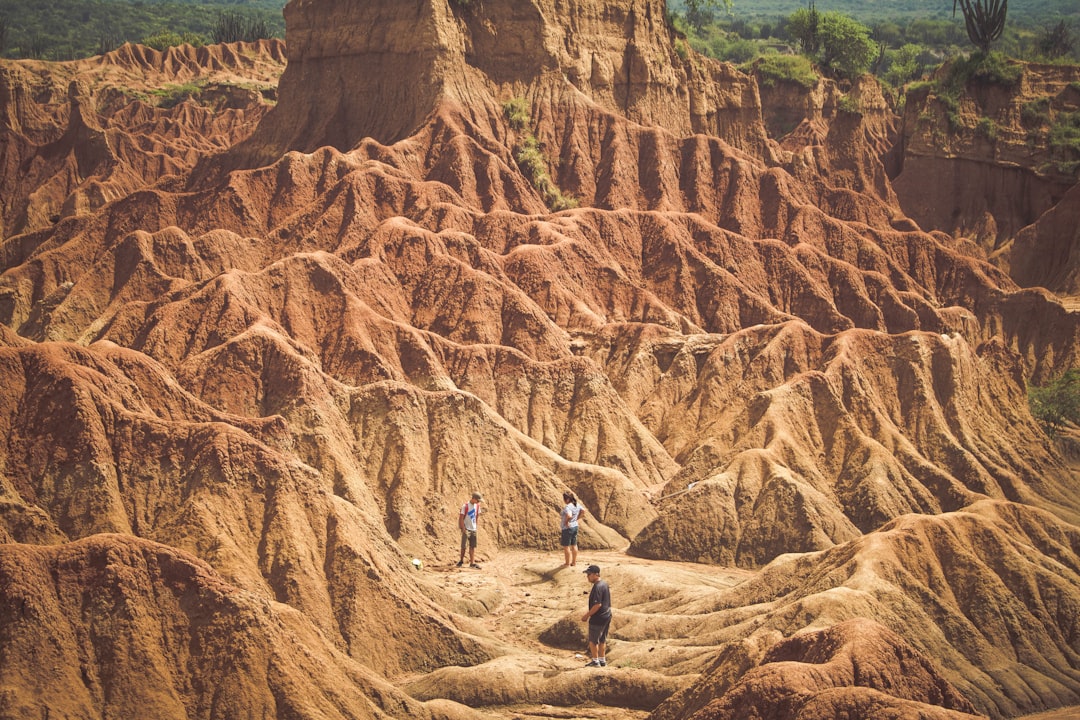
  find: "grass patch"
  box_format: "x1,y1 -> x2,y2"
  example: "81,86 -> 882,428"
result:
516,137 -> 578,211
976,116 -> 998,141
502,97 -> 530,132
1049,110 -> 1080,171
944,51 -> 1023,91
504,97 -> 578,212
149,81 -> 204,109
745,54 -> 818,89
935,92 -> 963,132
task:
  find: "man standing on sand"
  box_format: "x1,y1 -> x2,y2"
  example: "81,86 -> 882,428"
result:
581,564 -> 611,667
458,491 -> 483,569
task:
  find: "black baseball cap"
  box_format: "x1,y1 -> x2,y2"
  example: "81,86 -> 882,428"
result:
583,564 -> 600,574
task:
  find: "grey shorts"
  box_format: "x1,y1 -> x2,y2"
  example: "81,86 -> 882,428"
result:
588,616 -> 611,645
460,529 -> 477,551
560,527 -> 579,547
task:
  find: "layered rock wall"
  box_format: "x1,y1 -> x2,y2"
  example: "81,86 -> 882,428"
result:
894,61 -> 1080,253
231,0 -> 772,165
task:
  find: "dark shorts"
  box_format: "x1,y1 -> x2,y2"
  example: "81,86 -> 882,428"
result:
588,615 -> 611,645
460,529 -> 477,550
560,527 -> 578,547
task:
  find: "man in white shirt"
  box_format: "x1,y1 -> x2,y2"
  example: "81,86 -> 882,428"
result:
457,491 -> 483,568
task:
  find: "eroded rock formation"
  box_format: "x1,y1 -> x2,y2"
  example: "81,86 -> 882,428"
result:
0,0 -> 1078,718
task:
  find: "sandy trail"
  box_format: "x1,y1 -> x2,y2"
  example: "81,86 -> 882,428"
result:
431,547 -> 751,659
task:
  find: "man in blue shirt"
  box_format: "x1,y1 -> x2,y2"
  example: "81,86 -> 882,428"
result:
581,564 -> 611,667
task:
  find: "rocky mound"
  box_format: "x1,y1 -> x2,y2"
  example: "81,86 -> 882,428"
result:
0,533 -> 485,720
0,0 -> 1078,718
999,182 -> 1080,296
647,500 -> 1080,720
684,619 -> 980,720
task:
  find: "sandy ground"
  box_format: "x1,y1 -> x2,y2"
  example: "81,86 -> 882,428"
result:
406,546 -> 1080,720
1016,711 -> 1080,720
407,546 -> 753,718
431,546 -> 751,657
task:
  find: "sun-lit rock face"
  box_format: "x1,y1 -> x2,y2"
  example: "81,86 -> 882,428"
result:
233,0 -> 771,163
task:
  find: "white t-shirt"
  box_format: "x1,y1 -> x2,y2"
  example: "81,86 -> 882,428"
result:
561,503 -> 582,530
461,501 -> 480,532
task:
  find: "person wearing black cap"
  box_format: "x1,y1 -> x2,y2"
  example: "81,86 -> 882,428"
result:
581,564 -> 611,667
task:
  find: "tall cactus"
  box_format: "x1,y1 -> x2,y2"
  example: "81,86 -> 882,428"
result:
952,0 -> 1007,53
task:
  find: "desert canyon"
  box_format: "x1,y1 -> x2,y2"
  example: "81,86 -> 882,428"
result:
1,0 -> 1079,718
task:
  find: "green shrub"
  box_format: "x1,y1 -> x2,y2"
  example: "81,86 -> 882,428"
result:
150,81 -> 204,108
976,116 -> 998,140
718,37 -> 758,63
1049,110 -> 1080,168
514,135 -> 578,212
884,43 -> 924,87
141,29 -> 204,51
1029,369 -> 1080,435
837,94 -> 861,114
1021,97 -> 1051,127
748,53 -> 818,88
502,97 -> 530,132
817,11 -> 877,79
674,38 -> 689,60
788,5 -> 820,55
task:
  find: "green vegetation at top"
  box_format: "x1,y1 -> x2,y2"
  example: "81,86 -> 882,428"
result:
899,50 -> 1079,172
0,0 -> 285,60
745,53 -> 819,87
669,0 -> 1075,29
668,0 -> 1078,90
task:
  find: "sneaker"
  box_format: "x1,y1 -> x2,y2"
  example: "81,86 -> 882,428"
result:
456,560 -> 463,567
470,563 -> 481,569
584,659 -> 602,667
598,659 -> 607,667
